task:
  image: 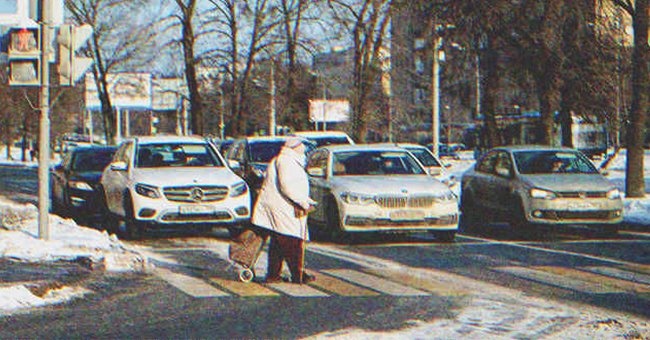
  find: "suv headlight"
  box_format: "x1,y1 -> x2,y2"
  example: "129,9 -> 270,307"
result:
69,180 -> 93,191
606,188 -> 621,200
230,182 -> 248,197
340,192 -> 375,205
530,188 -> 557,200
434,190 -> 457,203
135,183 -> 160,199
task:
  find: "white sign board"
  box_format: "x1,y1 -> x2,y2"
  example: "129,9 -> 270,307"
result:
85,73 -> 152,110
309,99 -> 350,123
152,78 -> 187,111
0,0 -> 62,26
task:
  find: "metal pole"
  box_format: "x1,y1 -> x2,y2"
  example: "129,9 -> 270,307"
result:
475,53 -> 481,120
269,62 -> 276,136
432,35 -> 441,158
219,85 -> 225,140
38,0 -> 51,240
87,109 -> 94,143
124,109 -> 130,137
322,79 -> 327,131
115,107 -> 121,141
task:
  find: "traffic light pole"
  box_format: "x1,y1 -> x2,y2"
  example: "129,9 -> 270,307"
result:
38,0 -> 51,240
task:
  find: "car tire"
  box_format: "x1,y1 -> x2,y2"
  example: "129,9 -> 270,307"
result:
121,193 -> 144,240
510,198 -> 535,236
433,230 -> 456,243
325,197 -> 347,243
459,191 -> 479,231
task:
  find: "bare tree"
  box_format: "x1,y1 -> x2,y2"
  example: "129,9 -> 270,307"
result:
66,0 -> 160,145
608,0 -> 648,198
328,0 -> 391,142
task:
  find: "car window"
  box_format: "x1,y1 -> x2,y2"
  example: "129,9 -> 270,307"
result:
135,143 -> 223,168
310,136 -> 351,147
307,150 -> 328,173
405,147 -> 442,167
71,149 -> 116,172
513,150 -> 598,174
332,150 -> 426,176
494,152 -> 513,172
476,151 -> 498,174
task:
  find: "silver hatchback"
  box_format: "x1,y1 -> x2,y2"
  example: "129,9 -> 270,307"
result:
460,146 -> 623,233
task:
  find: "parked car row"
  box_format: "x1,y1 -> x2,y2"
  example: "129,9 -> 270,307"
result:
50,131 -> 623,241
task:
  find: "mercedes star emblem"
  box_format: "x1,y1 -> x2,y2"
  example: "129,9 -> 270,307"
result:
190,187 -> 204,202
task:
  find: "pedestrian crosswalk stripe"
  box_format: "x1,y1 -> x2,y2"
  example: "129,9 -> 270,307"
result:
308,272 -> 380,296
363,268 -> 467,296
264,282 -> 330,297
583,266 -> 650,286
494,266 -> 621,294
535,266 -> 648,293
321,269 -> 430,296
622,264 -> 650,276
209,278 -> 279,297
154,267 -> 230,298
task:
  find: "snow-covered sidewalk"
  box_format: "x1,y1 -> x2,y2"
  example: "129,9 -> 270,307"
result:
0,196 -> 147,315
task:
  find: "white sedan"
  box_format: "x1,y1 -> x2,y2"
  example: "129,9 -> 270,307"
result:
306,145 -> 459,242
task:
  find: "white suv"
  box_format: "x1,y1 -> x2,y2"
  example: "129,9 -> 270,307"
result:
101,136 -> 251,239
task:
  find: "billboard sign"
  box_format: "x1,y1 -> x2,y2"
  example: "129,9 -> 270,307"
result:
152,78 -> 187,111
85,73 -> 152,110
309,99 -> 350,123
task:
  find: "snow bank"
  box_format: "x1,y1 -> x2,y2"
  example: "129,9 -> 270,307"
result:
0,197 -> 146,272
0,285 -> 91,315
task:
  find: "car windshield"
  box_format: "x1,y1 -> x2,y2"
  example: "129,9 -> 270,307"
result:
249,140 -> 316,163
309,136 -> 351,147
332,150 -> 426,176
513,150 -> 598,174
405,147 -> 442,167
71,149 -> 116,171
249,141 -> 285,163
135,143 -> 223,168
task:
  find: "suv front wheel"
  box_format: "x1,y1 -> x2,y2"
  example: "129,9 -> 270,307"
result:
121,193 -> 144,240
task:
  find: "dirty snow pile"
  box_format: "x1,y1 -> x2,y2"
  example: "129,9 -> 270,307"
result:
0,196 -> 146,272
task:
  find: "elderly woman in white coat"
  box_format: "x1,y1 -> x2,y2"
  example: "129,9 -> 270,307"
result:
252,137 -> 317,284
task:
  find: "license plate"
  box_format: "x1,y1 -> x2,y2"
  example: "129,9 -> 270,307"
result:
179,205 -> 213,214
567,202 -> 596,210
390,210 -> 425,221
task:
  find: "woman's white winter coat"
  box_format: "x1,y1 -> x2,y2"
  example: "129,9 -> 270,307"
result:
251,147 -> 314,240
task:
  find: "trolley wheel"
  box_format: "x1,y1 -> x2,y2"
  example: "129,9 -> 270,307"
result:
239,268 -> 255,283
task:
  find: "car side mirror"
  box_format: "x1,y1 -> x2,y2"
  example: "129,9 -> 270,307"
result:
109,161 -> 128,171
495,167 -> 512,178
307,167 -> 325,177
228,159 -> 241,170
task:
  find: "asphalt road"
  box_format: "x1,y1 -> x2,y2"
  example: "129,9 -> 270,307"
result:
0,165 -> 649,338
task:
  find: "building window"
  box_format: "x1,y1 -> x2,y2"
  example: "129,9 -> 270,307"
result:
415,56 -> 424,74
414,38 -> 425,50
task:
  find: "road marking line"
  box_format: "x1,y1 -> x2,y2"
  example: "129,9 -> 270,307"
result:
619,231 -> 650,238
322,269 -> 430,296
154,267 -> 229,298
536,266 -> 650,293
622,264 -> 650,276
583,266 -> 650,285
209,278 -> 279,297
264,283 -> 329,297
308,272 -> 380,297
494,266 -> 623,294
363,268 -> 467,296
555,239 -> 650,244
461,235 -> 641,267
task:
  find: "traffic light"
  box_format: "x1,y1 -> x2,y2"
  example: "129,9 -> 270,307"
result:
57,24 -> 93,86
7,26 -> 41,86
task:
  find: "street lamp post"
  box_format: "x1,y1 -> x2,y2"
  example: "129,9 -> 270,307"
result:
432,34 -> 442,159
269,61 -> 276,136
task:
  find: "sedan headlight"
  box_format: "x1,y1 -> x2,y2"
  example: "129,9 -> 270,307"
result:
230,182 -> 248,197
69,181 -> 93,191
135,183 -> 160,199
607,188 -> 621,200
340,192 -> 375,205
530,188 -> 557,200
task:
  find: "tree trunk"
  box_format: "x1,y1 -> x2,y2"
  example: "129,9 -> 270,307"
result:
625,0 -> 649,198
482,33 -> 500,148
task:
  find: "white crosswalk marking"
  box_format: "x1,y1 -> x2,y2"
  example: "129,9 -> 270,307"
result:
494,266 -> 623,294
264,283 -> 330,297
583,266 -> 650,285
154,267 -> 230,298
321,269 -> 430,296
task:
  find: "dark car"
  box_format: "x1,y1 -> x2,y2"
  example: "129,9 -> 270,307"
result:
427,143 -> 461,160
51,145 -> 117,221
225,136 -> 315,195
